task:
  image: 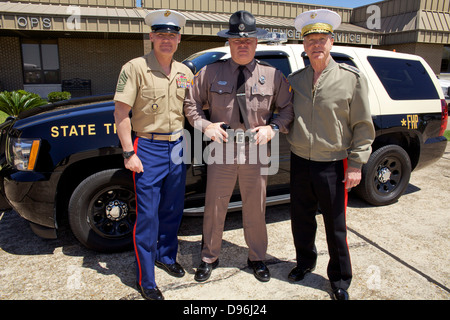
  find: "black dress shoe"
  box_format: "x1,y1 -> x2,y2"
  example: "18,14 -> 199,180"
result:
288,265 -> 316,282
155,261 -> 185,278
194,259 -> 219,282
332,288 -> 349,300
136,283 -> 164,300
247,259 -> 270,282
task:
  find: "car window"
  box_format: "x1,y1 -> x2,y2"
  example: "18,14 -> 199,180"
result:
255,52 -> 292,77
367,56 -> 440,100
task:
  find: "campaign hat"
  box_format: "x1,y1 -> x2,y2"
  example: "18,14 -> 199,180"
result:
294,9 -> 341,37
145,9 -> 186,33
217,10 -> 268,38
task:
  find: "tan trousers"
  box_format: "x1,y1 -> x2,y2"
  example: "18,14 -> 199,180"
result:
201,160 -> 268,263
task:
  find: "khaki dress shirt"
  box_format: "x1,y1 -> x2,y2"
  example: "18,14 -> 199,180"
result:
184,58 -> 293,133
114,51 -> 194,134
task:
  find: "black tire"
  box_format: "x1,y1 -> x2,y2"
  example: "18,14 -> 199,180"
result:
355,145 -> 411,206
68,169 -> 136,253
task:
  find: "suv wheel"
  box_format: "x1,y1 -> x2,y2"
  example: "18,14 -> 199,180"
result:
68,169 -> 136,252
355,145 -> 412,206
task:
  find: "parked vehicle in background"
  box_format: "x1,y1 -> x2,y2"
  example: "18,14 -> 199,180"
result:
438,77 -> 450,100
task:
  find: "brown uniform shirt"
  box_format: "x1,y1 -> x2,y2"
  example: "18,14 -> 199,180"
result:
184,58 -> 293,133
114,51 -> 194,134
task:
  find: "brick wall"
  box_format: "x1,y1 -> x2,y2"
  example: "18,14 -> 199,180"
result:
379,42 -> 444,74
0,37 -> 24,91
174,39 -> 225,62
59,38 -> 144,95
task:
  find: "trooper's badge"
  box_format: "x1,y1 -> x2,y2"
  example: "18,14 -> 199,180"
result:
259,75 -> 266,85
151,104 -> 159,112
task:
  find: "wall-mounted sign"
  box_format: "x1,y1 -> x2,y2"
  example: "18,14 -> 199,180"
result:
17,16 -> 52,29
264,27 -> 362,43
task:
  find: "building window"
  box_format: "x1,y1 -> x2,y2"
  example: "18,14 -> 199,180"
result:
441,46 -> 450,74
21,40 -> 60,84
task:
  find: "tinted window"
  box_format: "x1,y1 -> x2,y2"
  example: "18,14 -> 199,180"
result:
255,55 -> 292,78
368,56 -> 439,100
22,40 -> 60,84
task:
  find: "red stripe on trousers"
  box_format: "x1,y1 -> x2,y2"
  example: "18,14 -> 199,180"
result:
132,137 -> 142,286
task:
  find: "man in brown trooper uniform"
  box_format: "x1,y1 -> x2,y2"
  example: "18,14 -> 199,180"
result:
287,9 -> 375,300
114,9 -> 193,300
184,10 -> 294,283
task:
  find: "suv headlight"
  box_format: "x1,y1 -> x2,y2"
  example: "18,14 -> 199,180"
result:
9,138 -> 41,171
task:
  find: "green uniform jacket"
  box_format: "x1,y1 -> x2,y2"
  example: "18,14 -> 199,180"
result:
287,58 -> 375,169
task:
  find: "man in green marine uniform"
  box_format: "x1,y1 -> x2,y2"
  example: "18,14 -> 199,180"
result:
287,9 -> 375,300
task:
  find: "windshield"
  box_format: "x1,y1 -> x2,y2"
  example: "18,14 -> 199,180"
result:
183,51 -> 227,74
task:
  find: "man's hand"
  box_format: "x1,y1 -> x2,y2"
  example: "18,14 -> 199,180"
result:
251,125 -> 276,145
205,122 -> 229,143
125,154 -> 144,173
343,166 -> 362,189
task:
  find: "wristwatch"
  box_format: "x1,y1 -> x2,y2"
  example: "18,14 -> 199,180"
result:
122,150 -> 135,159
269,123 -> 279,130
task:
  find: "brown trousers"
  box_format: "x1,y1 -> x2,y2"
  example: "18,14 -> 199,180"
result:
201,156 -> 269,263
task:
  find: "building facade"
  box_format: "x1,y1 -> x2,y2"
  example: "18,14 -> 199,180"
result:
0,0 -> 449,97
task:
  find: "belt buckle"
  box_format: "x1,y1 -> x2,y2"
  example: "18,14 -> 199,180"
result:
169,132 -> 181,142
235,131 -> 245,144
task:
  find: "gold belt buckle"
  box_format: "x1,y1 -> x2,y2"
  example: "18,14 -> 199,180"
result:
169,132 -> 181,141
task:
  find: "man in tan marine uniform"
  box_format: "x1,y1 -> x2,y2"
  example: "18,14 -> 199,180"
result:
184,10 -> 294,283
114,9 -> 193,300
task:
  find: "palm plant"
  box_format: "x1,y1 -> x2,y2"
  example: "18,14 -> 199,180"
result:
0,90 -> 48,117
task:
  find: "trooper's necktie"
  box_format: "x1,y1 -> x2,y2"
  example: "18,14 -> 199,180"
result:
236,65 -> 246,126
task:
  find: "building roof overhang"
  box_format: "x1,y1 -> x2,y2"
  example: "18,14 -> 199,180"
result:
0,2 -> 381,45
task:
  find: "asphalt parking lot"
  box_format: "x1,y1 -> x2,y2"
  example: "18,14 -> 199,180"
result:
0,145 -> 449,303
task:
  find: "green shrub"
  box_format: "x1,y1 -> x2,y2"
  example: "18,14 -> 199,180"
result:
47,91 -> 71,103
0,90 -> 48,117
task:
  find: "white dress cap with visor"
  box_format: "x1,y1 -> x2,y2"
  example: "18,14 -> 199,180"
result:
145,9 -> 186,33
294,9 -> 341,37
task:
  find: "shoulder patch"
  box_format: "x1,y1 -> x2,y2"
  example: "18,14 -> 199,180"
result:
116,70 -> 128,93
339,63 -> 361,76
